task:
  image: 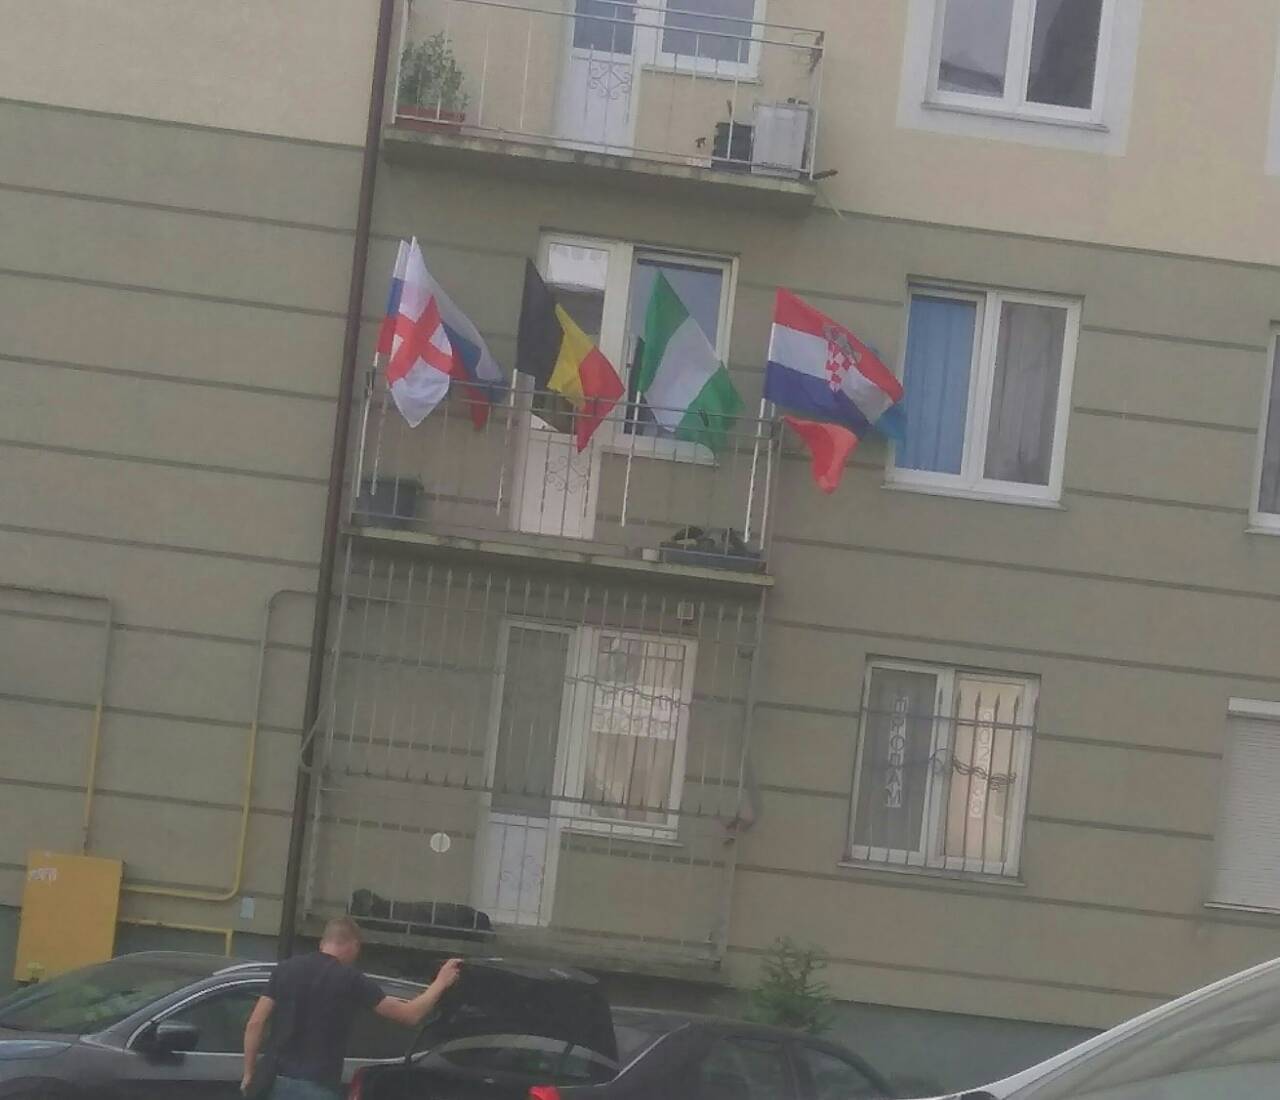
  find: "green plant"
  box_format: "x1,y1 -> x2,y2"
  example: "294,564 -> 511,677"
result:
746,938 -> 834,1035
398,32 -> 469,114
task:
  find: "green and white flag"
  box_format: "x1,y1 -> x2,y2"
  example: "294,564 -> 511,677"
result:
638,273 -> 743,454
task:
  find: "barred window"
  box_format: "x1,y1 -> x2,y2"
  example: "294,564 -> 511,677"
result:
848,661 -> 1037,878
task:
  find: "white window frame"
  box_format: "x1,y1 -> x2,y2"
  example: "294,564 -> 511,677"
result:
846,659 -> 1036,879
926,0 -> 1116,125
536,232 -> 739,466
886,284 -> 1080,505
1249,330 -> 1280,533
561,625 -> 697,840
643,0 -> 767,80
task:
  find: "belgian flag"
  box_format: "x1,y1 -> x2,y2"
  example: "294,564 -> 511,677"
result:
517,260 -> 625,452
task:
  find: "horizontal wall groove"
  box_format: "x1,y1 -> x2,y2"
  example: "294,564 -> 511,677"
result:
0,689 -> 302,738
1027,814 -> 1214,842
725,938 -> 1174,1003
1063,487 -> 1250,516
0,266 -> 347,320
772,535 -> 1280,604
1080,324 -> 1269,354
0,520 -> 321,570
0,95 -> 365,152
0,436 -> 329,487
0,352 -> 337,403
766,617 -> 1280,686
736,280 -> 903,312
1072,406 -> 1258,435
0,773 -> 293,818
0,180 -> 357,238
736,861 -> 1280,931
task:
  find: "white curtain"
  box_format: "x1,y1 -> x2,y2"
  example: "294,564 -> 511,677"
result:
984,302 -> 1066,486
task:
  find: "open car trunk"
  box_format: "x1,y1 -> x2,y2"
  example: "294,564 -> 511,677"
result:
357,959 -> 619,1100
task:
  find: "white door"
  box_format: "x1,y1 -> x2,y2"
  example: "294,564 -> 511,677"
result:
476,624 -> 574,926
555,0 -> 639,153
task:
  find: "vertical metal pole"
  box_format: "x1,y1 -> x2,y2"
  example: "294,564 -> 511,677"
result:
278,0 -> 397,958
743,398 -> 767,543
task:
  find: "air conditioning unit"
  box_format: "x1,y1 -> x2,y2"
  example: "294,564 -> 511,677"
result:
751,101 -> 811,178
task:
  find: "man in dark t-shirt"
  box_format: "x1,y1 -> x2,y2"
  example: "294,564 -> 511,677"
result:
242,917 -> 461,1099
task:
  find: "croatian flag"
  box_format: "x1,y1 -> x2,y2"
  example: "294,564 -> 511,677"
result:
384,239 -> 455,427
765,289 -> 903,438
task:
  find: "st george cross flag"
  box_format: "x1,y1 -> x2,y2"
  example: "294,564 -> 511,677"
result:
765,289 -> 904,492
384,239 -> 454,427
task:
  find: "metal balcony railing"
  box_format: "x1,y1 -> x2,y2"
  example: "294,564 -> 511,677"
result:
393,0 -> 825,180
352,381 -> 779,573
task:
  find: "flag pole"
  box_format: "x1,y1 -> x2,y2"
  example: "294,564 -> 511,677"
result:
743,397 -> 768,544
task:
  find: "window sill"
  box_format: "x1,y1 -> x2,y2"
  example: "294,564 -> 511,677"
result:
1246,521 -> 1280,537
838,859 -> 1025,889
601,434 -> 717,467
882,480 -> 1066,510
921,98 -> 1109,133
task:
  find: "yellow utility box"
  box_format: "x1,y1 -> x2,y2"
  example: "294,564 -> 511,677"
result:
13,851 -> 122,983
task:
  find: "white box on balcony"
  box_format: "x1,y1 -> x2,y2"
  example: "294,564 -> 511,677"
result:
750,102 -> 811,177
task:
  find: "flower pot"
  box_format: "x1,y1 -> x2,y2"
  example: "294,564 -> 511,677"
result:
396,105 -> 466,133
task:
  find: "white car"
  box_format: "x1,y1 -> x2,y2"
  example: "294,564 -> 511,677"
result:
923,955 -> 1280,1100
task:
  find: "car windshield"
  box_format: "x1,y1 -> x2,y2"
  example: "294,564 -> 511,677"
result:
1012,961 -> 1280,1099
0,957 -> 207,1035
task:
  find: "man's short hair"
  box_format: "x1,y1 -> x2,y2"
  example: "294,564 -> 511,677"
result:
321,916 -> 363,946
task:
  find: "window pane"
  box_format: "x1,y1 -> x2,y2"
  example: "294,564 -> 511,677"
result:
493,627 -> 571,815
1259,344 -> 1280,514
1026,0 -> 1103,109
662,0 -> 756,64
983,301 -> 1067,486
626,256 -> 724,437
573,0 -> 635,54
941,678 -> 1026,869
937,0 -> 1015,97
696,1038 -> 793,1100
852,668 -> 939,855
583,635 -> 688,824
898,295 -> 977,475
168,988 -> 261,1053
796,1046 -> 884,1100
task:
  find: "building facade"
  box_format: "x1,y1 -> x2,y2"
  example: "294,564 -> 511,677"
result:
4,0 -> 1280,1091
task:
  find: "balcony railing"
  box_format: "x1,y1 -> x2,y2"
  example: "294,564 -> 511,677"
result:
393,0 -> 825,180
352,380 -> 779,574
302,551 -> 763,966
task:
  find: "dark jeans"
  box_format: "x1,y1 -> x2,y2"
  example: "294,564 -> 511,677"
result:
268,1076 -> 343,1100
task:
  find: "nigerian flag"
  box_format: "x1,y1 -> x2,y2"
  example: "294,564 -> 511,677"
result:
638,273 -> 743,454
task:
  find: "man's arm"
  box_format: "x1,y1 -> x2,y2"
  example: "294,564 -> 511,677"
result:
241,995 -> 275,1094
374,958 -> 463,1028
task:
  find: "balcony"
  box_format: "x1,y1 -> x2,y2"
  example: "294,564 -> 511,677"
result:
386,0 -> 825,207
350,382 -> 779,588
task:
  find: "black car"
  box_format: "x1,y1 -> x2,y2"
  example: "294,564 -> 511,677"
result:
352,1005 -> 898,1100
0,951 -> 434,1098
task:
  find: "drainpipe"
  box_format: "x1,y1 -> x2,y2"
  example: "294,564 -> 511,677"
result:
277,0 -> 398,958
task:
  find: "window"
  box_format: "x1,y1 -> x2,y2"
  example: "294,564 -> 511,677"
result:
659,0 -> 763,71
1211,702 -> 1280,912
848,661 -> 1036,878
1252,333 -> 1280,529
426,1034 -> 618,1084
931,0 -> 1111,119
536,234 -> 736,460
693,1037 -> 796,1100
890,286 -> 1078,503
566,627 -> 696,835
794,1045 -> 889,1100
165,987 -> 263,1053
572,0 -> 636,55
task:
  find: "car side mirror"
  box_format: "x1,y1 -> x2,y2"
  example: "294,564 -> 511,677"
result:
145,1021 -> 200,1055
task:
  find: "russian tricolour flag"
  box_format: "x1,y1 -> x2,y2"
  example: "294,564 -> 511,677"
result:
765,289 -> 903,437
376,238 -> 505,428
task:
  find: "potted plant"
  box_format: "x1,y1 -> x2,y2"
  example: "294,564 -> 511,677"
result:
397,32 -> 469,132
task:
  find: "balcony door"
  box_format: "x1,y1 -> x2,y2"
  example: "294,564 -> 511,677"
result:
556,0 -> 640,153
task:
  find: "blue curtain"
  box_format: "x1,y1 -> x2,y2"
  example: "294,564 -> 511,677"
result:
898,296 -> 977,475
